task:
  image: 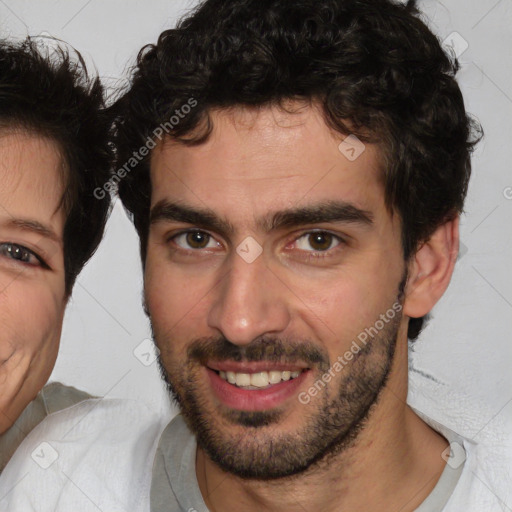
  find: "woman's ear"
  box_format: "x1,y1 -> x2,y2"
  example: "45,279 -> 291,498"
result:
403,216 -> 460,319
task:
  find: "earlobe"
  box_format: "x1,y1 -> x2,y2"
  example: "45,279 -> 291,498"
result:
403,216 -> 460,319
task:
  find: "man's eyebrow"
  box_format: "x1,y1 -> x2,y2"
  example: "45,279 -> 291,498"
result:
150,200 -> 373,236
150,201 -> 235,237
4,218 -> 61,244
260,200 -> 373,232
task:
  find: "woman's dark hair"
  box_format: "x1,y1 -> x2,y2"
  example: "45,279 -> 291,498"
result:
114,0 -> 482,339
0,37 -> 112,294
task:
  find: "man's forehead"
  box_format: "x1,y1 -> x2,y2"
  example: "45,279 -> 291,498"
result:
149,104 -> 385,220
152,103 -> 378,167
152,107 -> 328,174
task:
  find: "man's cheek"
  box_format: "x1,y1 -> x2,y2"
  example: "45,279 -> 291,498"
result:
152,313 -> 185,359
144,269 -> 179,322
148,284 -> 206,336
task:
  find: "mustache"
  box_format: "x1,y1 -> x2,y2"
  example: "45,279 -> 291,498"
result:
187,336 -> 330,369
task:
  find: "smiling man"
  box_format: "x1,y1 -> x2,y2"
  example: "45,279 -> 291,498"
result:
114,0 -> 509,510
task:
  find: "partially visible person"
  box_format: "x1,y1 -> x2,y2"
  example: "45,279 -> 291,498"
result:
0,37 -> 166,511
0,37 -> 111,469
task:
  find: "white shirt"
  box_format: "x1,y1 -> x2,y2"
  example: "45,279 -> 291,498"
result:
149,411 -> 512,512
1,370 -> 510,511
0,398 -> 166,512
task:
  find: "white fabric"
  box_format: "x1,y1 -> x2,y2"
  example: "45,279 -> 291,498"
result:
0,365 -> 510,511
417,415 -> 511,511
0,398 -> 166,512
408,364 -> 512,511
149,410 -> 512,512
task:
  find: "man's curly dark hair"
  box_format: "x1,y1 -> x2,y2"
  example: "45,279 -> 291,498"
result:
114,0 -> 482,339
0,37 -> 112,294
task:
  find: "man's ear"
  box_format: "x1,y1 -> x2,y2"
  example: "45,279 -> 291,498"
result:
403,216 -> 460,319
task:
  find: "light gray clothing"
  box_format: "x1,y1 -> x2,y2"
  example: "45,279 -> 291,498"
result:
0,381 -> 90,472
0,397 -> 165,511
150,414 -> 466,512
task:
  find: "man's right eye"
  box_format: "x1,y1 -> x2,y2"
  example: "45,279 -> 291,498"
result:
171,230 -> 221,250
0,242 -> 44,267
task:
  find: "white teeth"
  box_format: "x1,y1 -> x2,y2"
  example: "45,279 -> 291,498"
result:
235,373 -> 251,387
250,372 -> 269,388
269,371 -> 282,384
218,369 -> 303,387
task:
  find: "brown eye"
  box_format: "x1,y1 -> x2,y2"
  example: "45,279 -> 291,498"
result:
290,231 -> 344,263
307,232 -> 333,251
292,231 -> 343,255
172,230 -> 219,250
186,231 -> 210,249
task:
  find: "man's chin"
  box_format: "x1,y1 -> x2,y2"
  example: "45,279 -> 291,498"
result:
170,390 -> 316,478
221,408 -> 283,428
175,393 -> 347,480
195,420 -> 322,480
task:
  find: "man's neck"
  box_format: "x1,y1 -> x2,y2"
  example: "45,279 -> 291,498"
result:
196,385 -> 449,512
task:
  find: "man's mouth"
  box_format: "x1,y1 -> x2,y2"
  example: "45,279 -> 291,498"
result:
205,362 -> 310,411
216,369 -> 303,389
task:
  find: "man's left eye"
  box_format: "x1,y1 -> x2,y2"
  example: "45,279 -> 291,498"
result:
294,232 -> 341,252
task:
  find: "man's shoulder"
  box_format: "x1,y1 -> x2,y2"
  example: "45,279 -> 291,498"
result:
0,397 -> 167,512
440,434 -> 512,511
411,409 -> 512,511
408,368 -> 512,511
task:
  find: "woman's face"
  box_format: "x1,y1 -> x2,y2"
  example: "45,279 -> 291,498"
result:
0,130 -> 67,433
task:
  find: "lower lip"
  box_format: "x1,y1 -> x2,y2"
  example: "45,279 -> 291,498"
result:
206,368 -> 309,411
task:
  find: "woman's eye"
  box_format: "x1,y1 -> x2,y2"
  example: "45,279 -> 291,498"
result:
0,243 -> 42,266
172,231 -> 220,250
294,232 -> 341,252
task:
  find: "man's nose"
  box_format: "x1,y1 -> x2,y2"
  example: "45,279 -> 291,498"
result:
206,250 -> 291,346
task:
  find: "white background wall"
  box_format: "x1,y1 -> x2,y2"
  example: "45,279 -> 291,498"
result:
0,0 -> 510,425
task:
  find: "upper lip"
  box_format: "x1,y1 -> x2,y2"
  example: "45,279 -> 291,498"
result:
206,361 -> 309,373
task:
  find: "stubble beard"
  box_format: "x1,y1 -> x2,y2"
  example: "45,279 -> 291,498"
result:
154,299 -> 402,480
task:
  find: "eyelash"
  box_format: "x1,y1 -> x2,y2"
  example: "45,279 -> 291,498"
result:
168,229 -> 345,260
0,242 -> 48,269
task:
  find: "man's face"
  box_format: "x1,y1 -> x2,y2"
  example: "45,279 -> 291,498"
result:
0,131 -> 66,433
145,104 -> 407,478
